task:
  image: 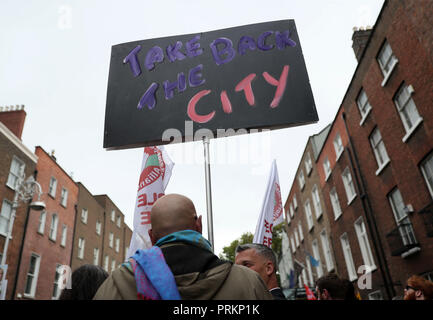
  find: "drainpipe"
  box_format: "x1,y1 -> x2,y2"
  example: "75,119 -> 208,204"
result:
342,112 -> 396,299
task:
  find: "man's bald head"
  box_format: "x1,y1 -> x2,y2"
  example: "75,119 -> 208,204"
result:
149,194 -> 202,244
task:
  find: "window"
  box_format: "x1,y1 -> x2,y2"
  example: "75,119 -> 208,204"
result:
93,248 -> 100,265
289,203 -> 294,218
394,83 -> 423,142
330,187 -> 342,220
0,200 -> 13,236
298,170 -> 305,190
115,238 -> 120,253
81,209 -> 88,224
111,260 -> 116,273
117,216 -> 121,228
109,232 -> 114,248
49,214 -> 58,241
298,223 -> 304,242
357,89 -> 373,124
37,211 -> 46,234
96,221 -> 102,235
125,247 -> 129,261
6,156 -> 24,190
293,195 -> 298,209
370,128 -> 390,174
52,264 -> 62,299
78,238 -> 85,259
304,200 -> 314,231
111,210 -> 115,222
388,189 -> 417,246
306,257 -> 314,287
323,157 -> 331,180
354,217 -> 376,270
290,236 -> 296,254
24,253 -> 41,297
377,40 -> 398,85
48,177 -> 57,198
342,167 -> 357,204
305,153 -> 313,175
312,240 -> 323,277
421,153 -> 433,199
104,255 -> 109,272
312,185 -> 323,219
320,230 -> 334,272
60,188 -> 68,207
334,133 -> 344,160
60,225 -> 67,247
340,233 -> 357,281
368,290 -> 384,300
294,230 -> 300,248
286,208 -> 291,224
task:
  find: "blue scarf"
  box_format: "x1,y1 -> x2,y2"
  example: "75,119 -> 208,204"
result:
155,230 -> 213,252
129,246 -> 181,300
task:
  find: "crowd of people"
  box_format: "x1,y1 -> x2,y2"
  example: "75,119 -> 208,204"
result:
57,193 -> 433,301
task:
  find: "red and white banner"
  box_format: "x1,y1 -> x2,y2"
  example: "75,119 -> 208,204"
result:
253,159 -> 284,247
126,146 -> 174,258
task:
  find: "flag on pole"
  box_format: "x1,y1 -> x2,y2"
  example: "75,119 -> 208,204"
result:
126,146 -> 174,259
304,284 -> 317,300
253,159 -> 284,247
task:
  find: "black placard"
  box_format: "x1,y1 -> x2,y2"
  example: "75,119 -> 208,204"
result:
104,19 -> 318,150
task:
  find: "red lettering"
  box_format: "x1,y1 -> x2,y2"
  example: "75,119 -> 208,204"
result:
220,90 -> 232,114
263,65 -> 289,108
235,73 -> 256,106
140,211 -> 151,225
187,89 -> 216,123
263,236 -> 272,247
137,194 -> 147,207
264,219 -> 273,233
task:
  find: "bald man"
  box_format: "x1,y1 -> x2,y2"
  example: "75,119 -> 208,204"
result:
94,194 -> 272,300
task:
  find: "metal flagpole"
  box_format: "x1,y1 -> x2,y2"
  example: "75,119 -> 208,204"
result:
202,136 -> 214,252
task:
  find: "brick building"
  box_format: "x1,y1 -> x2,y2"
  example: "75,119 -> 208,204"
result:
340,0 -> 433,298
283,125 -> 338,289
93,195 -> 132,274
71,185 -> 132,274
280,0 -> 433,300
0,106 -> 38,300
13,147 -> 78,300
70,183 -> 105,270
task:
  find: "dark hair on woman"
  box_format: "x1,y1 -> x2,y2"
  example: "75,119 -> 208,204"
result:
341,278 -> 358,300
58,264 -> 108,300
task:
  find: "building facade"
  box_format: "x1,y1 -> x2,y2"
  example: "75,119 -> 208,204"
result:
0,106 -> 38,300
14,147 -> 78,300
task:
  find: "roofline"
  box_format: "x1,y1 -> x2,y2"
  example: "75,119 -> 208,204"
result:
35,146 -> 77,186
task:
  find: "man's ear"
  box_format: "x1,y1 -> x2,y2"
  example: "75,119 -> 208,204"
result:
195,215 -> 203,234
265,261 -> 275,276
148,229 -> 156,246
415,289 -> 423,298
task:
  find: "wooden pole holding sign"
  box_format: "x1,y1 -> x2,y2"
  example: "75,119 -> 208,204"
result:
203,136 -> 214,251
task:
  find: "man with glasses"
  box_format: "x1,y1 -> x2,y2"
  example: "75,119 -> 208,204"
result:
404,275 -> 433,300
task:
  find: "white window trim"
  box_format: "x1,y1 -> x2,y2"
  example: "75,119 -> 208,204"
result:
354,217 -> 377,272
60,224 -> 67,247
402,117 -> 423,143
60,188 -> 68,207
312,187 -> 323,220
381,58 -> 398,87
375,158 -> 391,176
48,177 -> 57,198
0,199 -> 14,239
37,211 -> 46,235
421,155 -> 433,199
340,233 -> 358,282
330,188 -> 342,221
49,214 -> 58,242
359,106 -> 372,126
23,253 -> 41,298
6,156 -> 25,190
320,230 -> 335,272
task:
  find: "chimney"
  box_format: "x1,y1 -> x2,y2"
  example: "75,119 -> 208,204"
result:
0,104 -> 27,139
352,26 -> 373,62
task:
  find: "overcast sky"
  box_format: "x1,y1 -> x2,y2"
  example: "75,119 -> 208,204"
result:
0,0 -> 384,256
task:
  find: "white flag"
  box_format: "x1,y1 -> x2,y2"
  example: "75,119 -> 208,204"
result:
253,159 -> 284,247
126,146 -> 174,259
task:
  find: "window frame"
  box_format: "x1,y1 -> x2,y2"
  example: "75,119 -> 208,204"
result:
60,188 -> 68,207
60,224 -> 67,247
0,199 -> 13,237
333,133 -> 344,160
330,187 -> 342,220
354,217 -> 376,271
6,156 -> 25,190
304,200 -> 314,231
49,213 -> 59,241
48,177 -> 57,198
342,167 -> 357,205
369,127 -> 390,175
24,253 -> 41,298
320,229 -> 335,272
340,233 -> 358,281
421,153 -> 433,199
312,185 -> 323,220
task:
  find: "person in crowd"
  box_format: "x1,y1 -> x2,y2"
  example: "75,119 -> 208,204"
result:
94,194 -> 273,300
58,264 -> 108,300
235,243 -> 286,300
404,275 -> 433,300
315,273 -> 347,300
341,278 -> 359,300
